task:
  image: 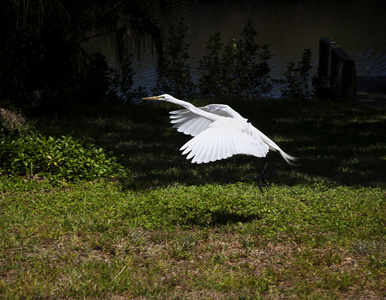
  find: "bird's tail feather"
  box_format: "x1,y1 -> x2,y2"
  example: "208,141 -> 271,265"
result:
278,149 -> 297,165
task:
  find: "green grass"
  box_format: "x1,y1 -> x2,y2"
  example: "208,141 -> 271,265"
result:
1,99 -> 385,299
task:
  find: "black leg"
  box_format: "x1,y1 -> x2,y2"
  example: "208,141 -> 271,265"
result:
257,158 -> 269,195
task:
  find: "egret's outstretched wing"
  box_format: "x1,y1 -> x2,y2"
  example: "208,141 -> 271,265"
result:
180,119 -> 269,164
170,104 -> 244,137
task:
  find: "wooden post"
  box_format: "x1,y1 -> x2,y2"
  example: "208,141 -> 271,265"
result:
329,44 -> 341,100
317,37 -> 357,102
318,37 -> 335,79
331,46 -> 357,102
341,58 -> 357,102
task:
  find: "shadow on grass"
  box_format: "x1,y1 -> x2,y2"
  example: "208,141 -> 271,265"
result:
211,211 -> 261,225
35,99 -> 386,190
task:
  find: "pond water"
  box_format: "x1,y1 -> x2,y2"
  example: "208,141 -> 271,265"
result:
93,0 -> 386,97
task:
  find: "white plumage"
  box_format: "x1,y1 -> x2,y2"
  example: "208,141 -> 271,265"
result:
143,94 -> 296,165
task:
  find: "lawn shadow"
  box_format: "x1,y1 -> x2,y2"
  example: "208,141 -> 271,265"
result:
35,100 -> 386,190
210,211 -> 261,226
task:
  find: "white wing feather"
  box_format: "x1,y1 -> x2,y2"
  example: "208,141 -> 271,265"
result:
180,119 -> 269,164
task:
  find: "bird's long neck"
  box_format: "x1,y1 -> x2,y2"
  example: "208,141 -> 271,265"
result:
168,98 -> 223,122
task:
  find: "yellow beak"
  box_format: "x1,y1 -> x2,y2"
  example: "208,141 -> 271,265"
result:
142,96 -> 160,100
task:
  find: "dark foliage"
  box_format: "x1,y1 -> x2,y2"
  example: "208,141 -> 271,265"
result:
0,0 -> 185,111
152,19 -> 197,98
276,49 -> 314,99
198,22 -> 273,98
1,0 -> 315,113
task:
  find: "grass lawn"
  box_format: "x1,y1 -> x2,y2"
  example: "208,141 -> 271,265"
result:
1,98 -> 385,299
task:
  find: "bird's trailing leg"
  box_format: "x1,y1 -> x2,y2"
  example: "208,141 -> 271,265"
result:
257,157 -> 269,195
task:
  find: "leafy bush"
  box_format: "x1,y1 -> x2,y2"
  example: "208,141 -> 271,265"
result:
0,130 -> 124,184
277,49 -> 314,99
198,22 -> 272,98
67,52 -> 113,106
197,32 -> 223,98
108,54 -> 148,104
152,20 -> 197,98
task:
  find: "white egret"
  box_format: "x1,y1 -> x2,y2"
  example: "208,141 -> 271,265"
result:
142,94 -> 296,193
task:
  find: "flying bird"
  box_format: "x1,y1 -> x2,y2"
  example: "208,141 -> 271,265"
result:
142,94 -> 296,194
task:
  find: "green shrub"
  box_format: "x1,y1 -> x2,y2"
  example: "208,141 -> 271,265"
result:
276,49 -> 314,99
0,130 -> 124,184
198,22 -> 272,98
108,54 -> 148,104
197,32 -> 223,98
152,19 -> 197,98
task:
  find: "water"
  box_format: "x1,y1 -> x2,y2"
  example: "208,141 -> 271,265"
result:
94,0 -> 386,97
